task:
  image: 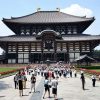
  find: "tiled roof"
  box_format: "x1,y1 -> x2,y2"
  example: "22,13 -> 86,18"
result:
0,35 -> 100,42
3,11 -> 94,24
74,54 -> 95,61
61,35 -> 100,41
0,36 -> 37,42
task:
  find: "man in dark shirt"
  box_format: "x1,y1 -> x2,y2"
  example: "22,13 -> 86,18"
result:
30,74 -> 36,93
80,73 -> 85,90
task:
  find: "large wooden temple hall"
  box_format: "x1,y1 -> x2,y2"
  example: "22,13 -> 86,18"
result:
0,9 -> 100,64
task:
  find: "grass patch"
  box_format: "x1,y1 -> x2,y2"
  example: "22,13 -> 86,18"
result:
0,67 -> 18,73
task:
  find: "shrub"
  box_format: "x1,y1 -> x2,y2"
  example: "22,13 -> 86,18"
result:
79,68 -> 100,75
77,66 -> 100,69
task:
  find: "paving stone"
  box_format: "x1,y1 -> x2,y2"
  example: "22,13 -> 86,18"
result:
0,73 -> 100,100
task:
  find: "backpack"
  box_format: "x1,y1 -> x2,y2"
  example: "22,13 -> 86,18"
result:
31,77 -> 36,83
44,80 -> 49,87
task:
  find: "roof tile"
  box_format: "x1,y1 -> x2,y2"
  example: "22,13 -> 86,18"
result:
3,11 -> 94,23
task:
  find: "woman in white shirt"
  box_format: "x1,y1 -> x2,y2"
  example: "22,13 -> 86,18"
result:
52,76 -> 58,99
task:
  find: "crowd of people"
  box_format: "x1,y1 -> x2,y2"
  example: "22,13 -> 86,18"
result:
13,63 -> 98,99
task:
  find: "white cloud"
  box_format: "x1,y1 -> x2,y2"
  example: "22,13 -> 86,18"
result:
0,20 -> 14,36
61,4 -> 93,17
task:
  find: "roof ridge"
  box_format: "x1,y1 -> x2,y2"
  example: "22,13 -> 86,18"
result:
3,11 -> 59,20
3,10 -> 94,21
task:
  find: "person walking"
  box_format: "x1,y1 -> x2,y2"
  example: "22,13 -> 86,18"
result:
51,76 -> 58,100
74,69 -> 77,77
23,75 -> 27,89
43,77 -> 50,99
80,73 -> 85,90
70,69 -> 72,77
14,73 -> 18,89
30,74 -> 36,93
63,70 -> 67,78
91,75 -> 96,87
48,69 -> 53,81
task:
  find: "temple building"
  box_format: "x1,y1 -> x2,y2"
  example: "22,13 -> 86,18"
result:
0,10 -> 100,64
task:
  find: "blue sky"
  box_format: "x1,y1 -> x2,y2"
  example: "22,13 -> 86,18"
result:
0,0 -> 100,35
0,0 -> 100,53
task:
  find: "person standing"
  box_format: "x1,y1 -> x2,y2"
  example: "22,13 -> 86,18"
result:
80,73 -> 85,90
43,77 -> 50,99
70,69 -> 72,77
74,69 -> 77,77
30,74 -> 36,93
51,76 -> 58,100
63,70 -> 67,78
18,71 -> 23,96
14,73 -> 18,89
23,75 -> 27,89
91,75 -> 96,87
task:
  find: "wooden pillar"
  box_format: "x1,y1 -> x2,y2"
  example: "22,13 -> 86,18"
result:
73,42 -> 75,60
29,42 -> 32,63
41,41 -> 44,62
64,53 -> 65,63
54,41 -> 57,62
89,41 -> 93,56
16,43 -> 18,64
79,42 -> 81,55
66,42 -> 69,62
5,42 -> 8,64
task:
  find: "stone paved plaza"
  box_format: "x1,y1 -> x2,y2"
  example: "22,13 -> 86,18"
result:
0,73 -> 100,100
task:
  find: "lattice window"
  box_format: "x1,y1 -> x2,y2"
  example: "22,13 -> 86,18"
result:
31,43 -> 36,51
57,43 -> 61,51
26,29 -> 30,35
20,27 -> 25,35
69,43 -> 74,51
36,43 -> 41,51
73,26 -> 77,34
8,44 -> 16,52
67,26 -> 72,34
62,43 -> 67,51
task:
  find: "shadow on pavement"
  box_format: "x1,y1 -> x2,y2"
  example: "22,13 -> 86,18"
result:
95,86 -> 99,87
0,96 -> 5,98
29,91 -> 40,94
57,98 -> 63,100
42,97 -> 63,100
35,91 -> 40,93
23,94 -> 29,96
84,88 -> 89,90
24,88 -> 30,89
0,81 -> 11,90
